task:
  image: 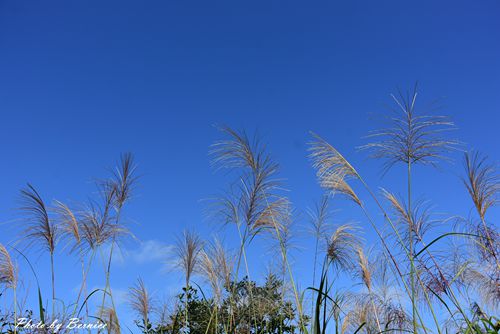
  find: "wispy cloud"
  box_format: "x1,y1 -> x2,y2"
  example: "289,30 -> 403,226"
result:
110,287 -> 129,308
112,240 -> 172,266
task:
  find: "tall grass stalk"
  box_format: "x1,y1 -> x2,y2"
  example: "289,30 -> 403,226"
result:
356,248 -> 382,332
359,165 -> 445,333
408,159 -> 417,333
174,229 -> 203,330
361,86 -> 456,332
308,196 -> 331,317
128,277 -> 153,331
210,126 -> 299,332
20,184 -> 59,317
309,132 -> 451,332
101,153 -> 136,314
6,93 -> 500,333
235,220 -> 261,332
361,205 -> 436,333
463,152 -> 500,271
263,194 -> 308,334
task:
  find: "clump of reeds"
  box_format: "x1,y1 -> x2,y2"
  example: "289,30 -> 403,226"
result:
307,86 -> 463,333
210,126 -> 287,235
210,126 -> 307,332
5,87 -> 500,334
457,152 -> 500,315
361,86 -> 457,333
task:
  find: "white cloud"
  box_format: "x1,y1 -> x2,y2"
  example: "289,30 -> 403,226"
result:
82,285 -> 129,309
113,240 -> 172,266
109,287 -> 129,308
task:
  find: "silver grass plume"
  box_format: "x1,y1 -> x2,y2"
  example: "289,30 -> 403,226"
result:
361,85 -> 457,172
128,277 -> 154,326
174,230 -> 203,287
463,151 -> 498,221
20,184 -> 59,254
327,224 -> 361,271
0,244 -> 16,288
210,126 -> 288,235
309,133 -> 361,206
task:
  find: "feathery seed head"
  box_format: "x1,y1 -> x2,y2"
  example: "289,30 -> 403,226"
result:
210,126 -> 261,172
54,200 -> 82,254
199,238 -> 235,299
210,126 -> 287,237
356,248 -> 372,290
309,133 -> 361,205
327,224 -> 361,271
199,249 -> 221,300
100,307 -> 121,334
20,184 -> 59,254
0,244 -> 16,288
174,230 -> 203,286
308,195 -> 332,239
111,152 -> 137,210
128,277 -> 153,323
463,151 -> 498,220
79,197 -> 129,251
361,86 -> 457,172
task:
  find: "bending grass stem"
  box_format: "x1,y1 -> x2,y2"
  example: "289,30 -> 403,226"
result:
13,285 -> 17,334
235,222 -> 260,333
354,174 -> 441,333
263,195 -> 308,334
99,247 -> 117,315
50,253 -> 56,318
360,206 -> 431,334
72,249 -> 96,318
407,161 -> 417,334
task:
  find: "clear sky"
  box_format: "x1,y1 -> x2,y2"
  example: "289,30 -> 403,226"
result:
1,0 -> 499,328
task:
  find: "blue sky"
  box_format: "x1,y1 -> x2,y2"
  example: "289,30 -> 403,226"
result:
0,0 -> 499,329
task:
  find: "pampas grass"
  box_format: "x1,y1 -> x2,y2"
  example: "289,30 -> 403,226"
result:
102,153 -> 137,314
174,230 -> 203,289
210,126 -> 307,332
1,244 -> 18,333
360,85 -> 457,171
3,88 -> 500,334
0,244 -> 16,288
100,307 -> 121,334
128,277 -> 154,330
20,184 -> 59,315
173,229 -> 203,329
326,224 -> 361,272
463,152 -> 499,268
361,86 -> 457,333
309,133 -> 361,206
